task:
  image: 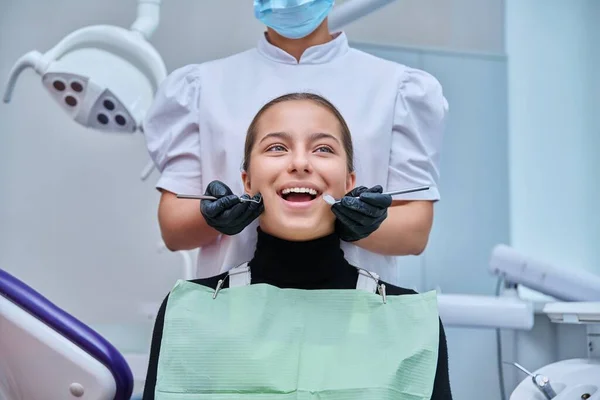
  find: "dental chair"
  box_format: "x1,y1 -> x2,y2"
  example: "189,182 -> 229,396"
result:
0,268 -> 134,400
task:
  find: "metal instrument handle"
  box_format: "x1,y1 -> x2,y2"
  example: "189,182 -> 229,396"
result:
176,194 -> 261,204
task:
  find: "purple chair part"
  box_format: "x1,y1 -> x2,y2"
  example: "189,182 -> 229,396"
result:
0,268 -> 134,400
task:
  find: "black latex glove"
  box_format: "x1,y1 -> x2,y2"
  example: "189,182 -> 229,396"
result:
200,180 -> 264,236
331,185 -> 393,242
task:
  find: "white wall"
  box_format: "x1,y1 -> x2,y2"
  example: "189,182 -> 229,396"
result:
504,0 -> 600,389
506,0 -> 600,279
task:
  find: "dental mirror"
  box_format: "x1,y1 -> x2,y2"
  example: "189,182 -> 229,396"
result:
323,185 -> 430,205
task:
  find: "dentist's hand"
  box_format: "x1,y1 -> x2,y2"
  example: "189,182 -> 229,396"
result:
331,185 -> 392,242
200,180 -> 264,236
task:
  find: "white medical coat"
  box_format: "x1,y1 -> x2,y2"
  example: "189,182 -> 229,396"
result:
143,32 -> 448,283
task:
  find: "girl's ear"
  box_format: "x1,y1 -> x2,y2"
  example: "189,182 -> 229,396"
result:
345,171 -> 356,193
242,170 -> 252,194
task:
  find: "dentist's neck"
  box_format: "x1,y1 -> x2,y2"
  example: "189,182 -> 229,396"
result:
266,20 -> 333,62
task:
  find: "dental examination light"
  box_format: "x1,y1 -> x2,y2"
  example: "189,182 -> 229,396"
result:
489,244 -> 600,301
329,0 -> 399,31
3,0 -> 167,139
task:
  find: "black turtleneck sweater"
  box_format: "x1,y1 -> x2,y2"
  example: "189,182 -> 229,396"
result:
142,229 -> 453,399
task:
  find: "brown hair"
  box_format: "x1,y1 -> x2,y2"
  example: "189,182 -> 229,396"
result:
243,92 -> 354,172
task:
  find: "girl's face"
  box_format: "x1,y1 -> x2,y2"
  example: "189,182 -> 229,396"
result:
242,99 -> 355,241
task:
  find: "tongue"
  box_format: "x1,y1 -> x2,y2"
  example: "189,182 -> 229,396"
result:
285,193 -> 313,202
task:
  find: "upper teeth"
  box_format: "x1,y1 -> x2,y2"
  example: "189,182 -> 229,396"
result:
282,187 -> 318,195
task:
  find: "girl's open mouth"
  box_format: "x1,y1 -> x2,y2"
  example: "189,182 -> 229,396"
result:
278,187 -> 320,203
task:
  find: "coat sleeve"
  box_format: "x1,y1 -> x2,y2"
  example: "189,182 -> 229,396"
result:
387,67 -> 449,201
142,64 -> 204,195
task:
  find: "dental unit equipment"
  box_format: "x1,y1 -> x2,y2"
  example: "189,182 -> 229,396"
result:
487,245 -> 600,399
504,362 -> 558,400
322,185 -> 430,205
490,244 -> 600,302
436,292 -> 534,330
329,0 -> 398,32
508,301 -> 600,400
0,268 -> 134,400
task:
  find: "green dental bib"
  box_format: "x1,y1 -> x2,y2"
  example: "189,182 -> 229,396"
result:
156,264 -> 440,399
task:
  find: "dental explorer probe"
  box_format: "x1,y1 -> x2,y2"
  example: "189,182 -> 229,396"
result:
503,362 -> 557,399
176,194 -> 262,204
322,185 -> 430,205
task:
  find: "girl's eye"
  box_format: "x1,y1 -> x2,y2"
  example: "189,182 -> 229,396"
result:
315,146 -> 334,153
267,145 -> 286,152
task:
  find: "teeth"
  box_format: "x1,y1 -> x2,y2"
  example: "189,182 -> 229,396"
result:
281,187 -> 318,196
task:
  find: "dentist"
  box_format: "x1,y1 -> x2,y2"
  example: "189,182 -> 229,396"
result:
143,0 -> 448,282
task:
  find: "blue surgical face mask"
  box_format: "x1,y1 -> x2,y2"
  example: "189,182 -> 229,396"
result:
254,0 -> 335,39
